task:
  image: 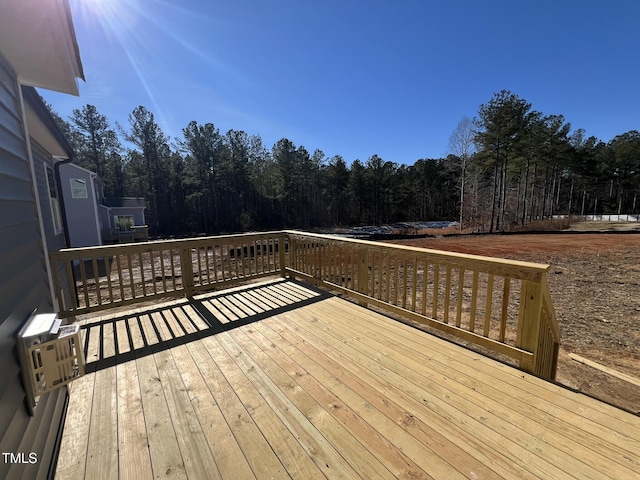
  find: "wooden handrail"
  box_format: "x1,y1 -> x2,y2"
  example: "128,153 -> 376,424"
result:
283,230 -> 550,282
50,231 -> 286,317
283,230 -> 561,380
49,229 -> 560,380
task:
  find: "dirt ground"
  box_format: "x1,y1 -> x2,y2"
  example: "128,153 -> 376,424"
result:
390,223 -> 640,414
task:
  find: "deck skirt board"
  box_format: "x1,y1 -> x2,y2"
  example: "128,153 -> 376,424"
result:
58,279 -> 640,479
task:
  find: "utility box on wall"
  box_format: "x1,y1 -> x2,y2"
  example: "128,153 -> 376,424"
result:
17,312 -> 85,415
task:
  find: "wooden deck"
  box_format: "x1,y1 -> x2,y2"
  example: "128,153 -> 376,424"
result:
55,279 -> 640,480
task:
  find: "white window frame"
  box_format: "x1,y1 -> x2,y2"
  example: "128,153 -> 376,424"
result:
45,165 -> 63,235
70,178 -> 88,198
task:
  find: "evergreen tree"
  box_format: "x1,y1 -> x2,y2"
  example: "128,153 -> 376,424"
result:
122,106 -> 172,235
69,105 -> 123,198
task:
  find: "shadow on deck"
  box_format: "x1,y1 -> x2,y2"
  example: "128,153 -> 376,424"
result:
57,278 -> 640,480
80,279 -> 331,373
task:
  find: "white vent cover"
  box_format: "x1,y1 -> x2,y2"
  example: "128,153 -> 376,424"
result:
17,311 -> 85,415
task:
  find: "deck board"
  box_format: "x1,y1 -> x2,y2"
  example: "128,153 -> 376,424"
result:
56,279 -> 640,479
116,360 -> 153,480
170,344 -> 256,480
85,368 -> 118,480
296,299 -> 625,479
136,354 -> 186,479
186,338 -> 287,479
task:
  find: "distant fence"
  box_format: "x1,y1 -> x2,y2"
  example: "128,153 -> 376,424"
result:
553,214 -> 640,222
583,214 -> 640,222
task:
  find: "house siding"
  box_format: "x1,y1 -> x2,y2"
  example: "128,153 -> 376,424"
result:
111,206 -> 146,226
59,163 -> 102,247
31,140 -> 73,310
0,52 -> 67,480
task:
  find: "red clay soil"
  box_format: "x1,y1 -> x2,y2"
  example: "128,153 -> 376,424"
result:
389,232 -> 640,414
392,232 -> 640,257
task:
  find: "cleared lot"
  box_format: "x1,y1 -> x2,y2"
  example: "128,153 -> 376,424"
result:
390,231 -> 640,414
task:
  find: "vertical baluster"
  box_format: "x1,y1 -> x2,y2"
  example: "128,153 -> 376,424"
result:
402,257 -> 408,309
499,277 -> 511,342
127,253 -> 135,299
443,265 -> 452,323
65,260 -> 78,310
432,264 -> 439,319
139,252 -> 147,297
469,271 -> 479,332
421,261 -> 428,316
456,268 -> 465,327
159,249 -> 168,292
483,274 -> 494,337
259,239 -> 265,273
116,254 -> 125,300
350,246 -> 356,290
205,244 -> 212,284
169,249 -> 178,291
211,245 -> 219,282
376,252 -> 383,300
78,259 -> 89,307
393,256 -> 400,305
411,256 -> 418,312
337,243 -> 343,286
228,243 -> 239,280
149,250 -> 157,295
195,245 -> 203,285
384,250 -> 392,303
104,255 -> 114,303
91,257 -> 102,305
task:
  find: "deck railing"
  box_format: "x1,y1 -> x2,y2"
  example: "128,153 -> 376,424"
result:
50,230 -> 560,379
285,230 -> 560,379
50,232 -> 286,317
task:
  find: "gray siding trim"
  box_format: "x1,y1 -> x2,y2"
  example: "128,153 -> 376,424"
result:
0,52 -> 68,480
31,140 -> 72,310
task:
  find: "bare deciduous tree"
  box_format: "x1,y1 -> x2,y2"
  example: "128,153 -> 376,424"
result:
448,116 -> 476,230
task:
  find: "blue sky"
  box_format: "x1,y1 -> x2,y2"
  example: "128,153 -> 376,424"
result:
42,0 -> 640,164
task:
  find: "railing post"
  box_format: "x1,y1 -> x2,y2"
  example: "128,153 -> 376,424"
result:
180,247 -> 194,298
357,246 -> 369,306
516,279 -> 543,375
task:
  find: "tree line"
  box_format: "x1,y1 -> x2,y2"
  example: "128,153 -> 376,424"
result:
48,90 -> 640,237
461,90 -> 640,232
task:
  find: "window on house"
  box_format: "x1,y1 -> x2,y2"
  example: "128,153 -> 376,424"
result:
114,215 -> 134,232
70,178 -> 88,198
46,166 -> 62,234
